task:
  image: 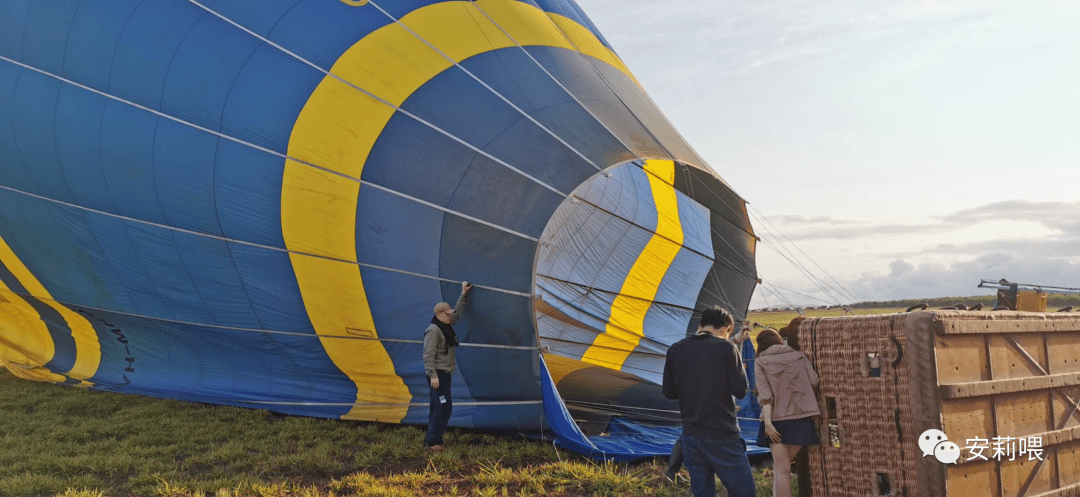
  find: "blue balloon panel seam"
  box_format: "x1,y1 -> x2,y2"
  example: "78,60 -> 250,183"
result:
0,0 -> 760,461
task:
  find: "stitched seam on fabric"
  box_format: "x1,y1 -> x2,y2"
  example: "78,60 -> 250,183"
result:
184,0 -> 568,198
0,181 -> 536,299
0,56 -> 541,244
366,0 -> 602,172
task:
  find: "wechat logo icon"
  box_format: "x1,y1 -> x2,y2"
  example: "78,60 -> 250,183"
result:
919,429 -> 960,464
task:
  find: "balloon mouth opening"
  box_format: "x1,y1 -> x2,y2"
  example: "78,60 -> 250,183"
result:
533,160 -> 686,434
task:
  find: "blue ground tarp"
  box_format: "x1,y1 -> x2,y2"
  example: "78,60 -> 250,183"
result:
540,352 -> 771,462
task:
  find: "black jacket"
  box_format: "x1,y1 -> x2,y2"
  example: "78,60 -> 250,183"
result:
662,333 -> 748,440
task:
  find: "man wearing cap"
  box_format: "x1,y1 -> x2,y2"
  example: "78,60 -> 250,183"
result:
422,280 -> 472,450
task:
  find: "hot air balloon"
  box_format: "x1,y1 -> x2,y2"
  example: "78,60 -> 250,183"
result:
0,0 -> 759,459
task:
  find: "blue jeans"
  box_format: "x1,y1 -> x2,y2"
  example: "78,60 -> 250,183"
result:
683,436 -> 756,497
424,370 -> 452,446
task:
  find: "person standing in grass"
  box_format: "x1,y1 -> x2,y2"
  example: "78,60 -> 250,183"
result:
662,307 -> 756,497
754,328 -> 821,497
664,323 -> 751,483
422,280 -> 472,451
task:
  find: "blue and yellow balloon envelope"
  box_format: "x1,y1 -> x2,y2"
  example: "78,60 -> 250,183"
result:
0,0 -> 757,460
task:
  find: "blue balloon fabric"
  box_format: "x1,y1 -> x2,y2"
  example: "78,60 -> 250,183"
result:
0,0 -> 760,460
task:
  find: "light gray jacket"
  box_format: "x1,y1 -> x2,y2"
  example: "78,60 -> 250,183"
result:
754,344 -> 821,421
422,293 -> 467,380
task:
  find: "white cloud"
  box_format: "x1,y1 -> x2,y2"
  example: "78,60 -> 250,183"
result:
750,200 -> 1080,306
575,0 -> 1080,307
756,200 -> 1080,241
847,252 -> 1080,302
581,0 -> 1080,213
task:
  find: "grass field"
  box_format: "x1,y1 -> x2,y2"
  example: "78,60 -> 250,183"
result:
0,307 -> 905,496
0,368 -> 789,497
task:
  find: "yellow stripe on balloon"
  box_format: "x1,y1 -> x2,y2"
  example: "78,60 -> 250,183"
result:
580,159 -> 683,370
544,13 -> 640,87
0,284 -> 55,374
543,353 -> 594,387
471,0 -> 573,51
0,235 -> 99,381
4,361 -> 67,384
283,0 -> 642,422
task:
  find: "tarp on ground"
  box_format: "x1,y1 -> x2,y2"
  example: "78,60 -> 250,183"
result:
540,356 -> 770,461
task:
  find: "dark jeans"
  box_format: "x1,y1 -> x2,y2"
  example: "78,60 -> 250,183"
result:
424,370 -> 452,446
666,437 -> 684,475
683,436 -> 756,497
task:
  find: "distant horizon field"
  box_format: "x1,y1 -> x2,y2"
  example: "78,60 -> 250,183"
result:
746,307 -> 905,332
751,291 -> 1080,315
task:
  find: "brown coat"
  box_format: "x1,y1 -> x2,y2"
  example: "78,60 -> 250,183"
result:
754,344 -> 820,421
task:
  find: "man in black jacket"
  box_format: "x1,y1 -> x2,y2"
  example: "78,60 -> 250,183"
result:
663,307 -> 755,497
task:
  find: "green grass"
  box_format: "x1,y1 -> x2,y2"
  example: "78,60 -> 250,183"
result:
3,305 -> 920,495
0,369 -> 796,496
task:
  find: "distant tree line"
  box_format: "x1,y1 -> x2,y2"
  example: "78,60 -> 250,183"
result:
852,296 -> 997,309
754,293 -> 1080,313
853,293 -> 1080,310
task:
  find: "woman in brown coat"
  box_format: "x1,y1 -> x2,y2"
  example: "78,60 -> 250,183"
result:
754,328 -> 820,497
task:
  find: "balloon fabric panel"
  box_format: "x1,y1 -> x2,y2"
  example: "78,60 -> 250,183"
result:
0,0 -> 758,460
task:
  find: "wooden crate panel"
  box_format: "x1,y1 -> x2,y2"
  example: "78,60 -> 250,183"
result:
933,312 -> 1080,335
937,334 -> 991,384
995,391 -> 1055,439
989,334 -> 1050,379
947,459 -> 999,497
1052,389 -> 1080,430
1047,332 -> 1080,375
1000,453 -> 1056,497
1058,440 -> 1080,487
942,397 -> 995,448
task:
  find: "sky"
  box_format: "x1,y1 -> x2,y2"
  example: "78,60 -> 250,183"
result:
576,0 -> 1080,308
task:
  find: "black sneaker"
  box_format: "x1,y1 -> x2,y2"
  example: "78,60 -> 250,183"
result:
663,467 -> 678,484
